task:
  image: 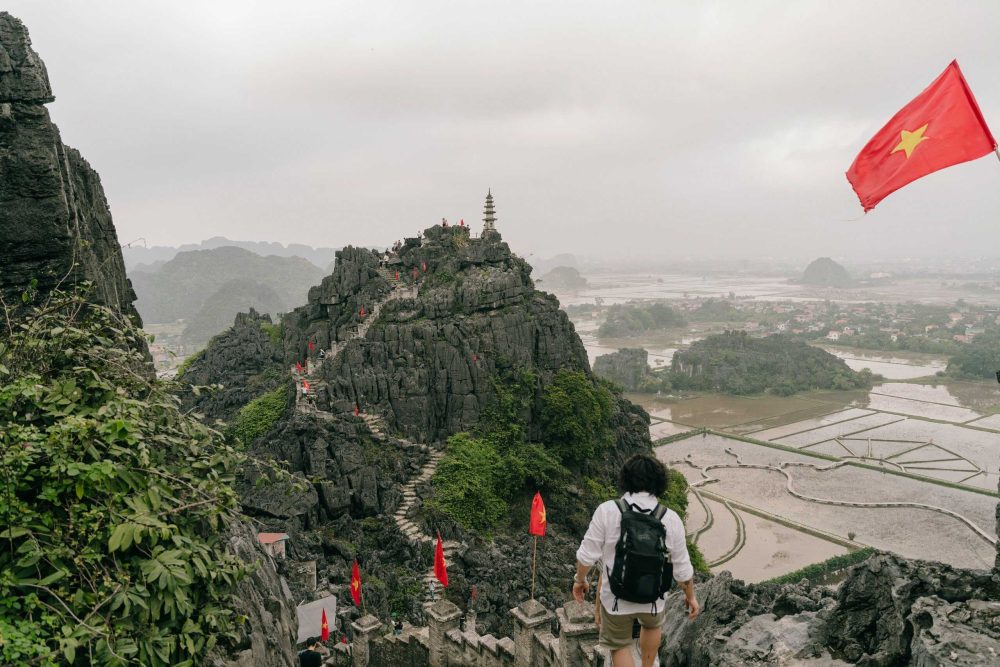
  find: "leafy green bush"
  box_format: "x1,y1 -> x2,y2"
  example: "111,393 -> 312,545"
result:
947,332 -> 1000,379
0,293 -> 251,666
227,386 -> 288,445
428,433 -> 508,533
540,370 -> 614,464
174,349 -> 203,379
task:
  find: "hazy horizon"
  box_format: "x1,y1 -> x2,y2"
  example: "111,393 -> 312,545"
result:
7,1 -> 1000,261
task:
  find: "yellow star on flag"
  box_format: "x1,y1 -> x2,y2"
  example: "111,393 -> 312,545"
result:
352,580 -> 360,592
539,508 -> 546,525
891,123 -> 929,159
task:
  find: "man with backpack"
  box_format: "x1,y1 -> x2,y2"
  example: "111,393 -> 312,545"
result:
573,454 -> 699,667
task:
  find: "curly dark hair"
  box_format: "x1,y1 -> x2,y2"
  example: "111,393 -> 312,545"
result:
618,454 -> 668,496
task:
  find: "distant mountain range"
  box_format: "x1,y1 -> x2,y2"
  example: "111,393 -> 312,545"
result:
123,236 -> 341,272
130,246 -> 325,346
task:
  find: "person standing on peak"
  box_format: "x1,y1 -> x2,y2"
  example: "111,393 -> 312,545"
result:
573,454 -> 699,667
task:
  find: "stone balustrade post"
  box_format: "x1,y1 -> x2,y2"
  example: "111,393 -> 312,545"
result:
511,599 -> 555,666
557,601 -> 599,667
350,614 -> 381,667
427,599 -> 462,667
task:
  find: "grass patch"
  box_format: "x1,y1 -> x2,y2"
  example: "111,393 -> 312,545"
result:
764,547 -> 875,585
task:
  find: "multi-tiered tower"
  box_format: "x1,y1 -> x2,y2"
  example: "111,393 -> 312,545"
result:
482,189 -> 498,237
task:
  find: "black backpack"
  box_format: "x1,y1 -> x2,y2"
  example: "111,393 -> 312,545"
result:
607,500 -> 673,609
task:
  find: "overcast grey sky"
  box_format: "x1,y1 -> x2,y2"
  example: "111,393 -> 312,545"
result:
8,1 -> 1000,261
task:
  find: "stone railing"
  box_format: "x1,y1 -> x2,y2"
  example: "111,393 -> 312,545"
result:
347,598 -> 606,667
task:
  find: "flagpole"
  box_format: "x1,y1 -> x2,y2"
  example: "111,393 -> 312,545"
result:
995,146 -> 1000,163
530,535 -> 538,600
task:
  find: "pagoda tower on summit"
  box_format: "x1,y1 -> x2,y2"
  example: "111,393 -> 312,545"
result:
482,190 -> 498,237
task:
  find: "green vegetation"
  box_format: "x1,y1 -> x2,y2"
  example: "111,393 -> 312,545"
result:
174,349 -> 204,379
672,331 -> 873,395
227,386 -> 289,446
688,298 -> 745,322
0,293 -> 252,666
765,547 -> 875,585
431,369 -> 617,533
946,332 -> 1000,379
427,433 -> 509,533
597,302 -> 686,338
540,370 -> 614,464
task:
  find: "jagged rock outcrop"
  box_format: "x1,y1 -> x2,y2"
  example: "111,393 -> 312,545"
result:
660,553 -> 999,666
286,225 -> 589,442
0,13 -> 138,320
594,348 -> 650,391
181,308 -> 286,421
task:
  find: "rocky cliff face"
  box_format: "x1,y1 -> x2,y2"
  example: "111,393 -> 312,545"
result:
0,13 -> 138,320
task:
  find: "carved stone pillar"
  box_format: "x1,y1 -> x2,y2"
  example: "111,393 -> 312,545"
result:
350,614 -> 381,667
557,600 -> 599,667
511,598 -> 555,666
427,599 -> 462,667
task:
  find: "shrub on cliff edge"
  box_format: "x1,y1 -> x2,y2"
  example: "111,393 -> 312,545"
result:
0,293 -> 252,666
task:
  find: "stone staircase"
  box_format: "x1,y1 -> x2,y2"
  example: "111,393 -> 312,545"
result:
289,278 -> 460,595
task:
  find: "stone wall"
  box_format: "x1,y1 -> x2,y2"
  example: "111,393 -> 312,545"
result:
352,598 -> 605,667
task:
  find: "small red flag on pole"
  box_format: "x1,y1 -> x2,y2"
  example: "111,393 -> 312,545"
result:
847,60 -> 997,212
296,361 -> 303,373
360,305 -> 365,319
354,404 -> 359,417
529,492 -> 546,536
528,491 -> 546,599
459,219 -> 465,226
321,608 -> 330,642
308,340 -> 315,352
395,270 -> 399,281
350,560 -> 362,606
422,261 -> 427,273
434,532 -> 449,587
303,379 -> 310,393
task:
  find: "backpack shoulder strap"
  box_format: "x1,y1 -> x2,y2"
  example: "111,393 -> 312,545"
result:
614,498 -> 629,515
652,503 -> 668,521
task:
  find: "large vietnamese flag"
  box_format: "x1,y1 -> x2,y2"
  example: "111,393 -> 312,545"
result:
320,608 -> 330,642
847,60 -> 996,212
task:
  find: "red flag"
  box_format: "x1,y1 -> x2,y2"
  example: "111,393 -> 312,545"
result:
303,379 -> 310,393
360,306 -> 365,319
434,532 -> 448,587
395,270 -> 399,281
353,404 -> 359,416
422,261 -> 427,273
459,219 -> 465,226
309,340 -> 315,352
529,491 -> 547,536
340,636 -> 348,645
847,61 -> 996,212
295,362 -> 303,373
350,560 -> 362,606
321,608 -> 330,642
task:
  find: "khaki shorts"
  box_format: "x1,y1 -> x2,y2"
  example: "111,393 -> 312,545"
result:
598,603 -> 667,650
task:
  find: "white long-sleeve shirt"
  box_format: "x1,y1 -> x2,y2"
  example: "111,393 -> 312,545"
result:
576,491 -> 693,615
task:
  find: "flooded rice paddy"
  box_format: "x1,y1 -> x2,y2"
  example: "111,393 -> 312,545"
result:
656,434 -> 997,578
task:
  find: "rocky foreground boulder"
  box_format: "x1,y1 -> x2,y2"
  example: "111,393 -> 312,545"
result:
660,553 -> 999,666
